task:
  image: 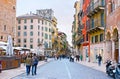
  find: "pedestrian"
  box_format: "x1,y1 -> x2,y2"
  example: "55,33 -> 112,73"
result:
25,55 -> 32,75
80,55 -> 83,61
32,54 -> 39,75
97,54 -> 102,66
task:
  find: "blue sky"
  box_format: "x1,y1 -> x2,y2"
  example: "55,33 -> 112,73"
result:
17,0 -> 76,46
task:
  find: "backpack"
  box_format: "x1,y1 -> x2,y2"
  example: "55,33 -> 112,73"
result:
34,57 -> 38,65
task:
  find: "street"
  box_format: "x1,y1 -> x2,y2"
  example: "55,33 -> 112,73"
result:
12,59 -> 112,79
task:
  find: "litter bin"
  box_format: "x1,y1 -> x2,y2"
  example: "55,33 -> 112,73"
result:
0,61 -> 2,73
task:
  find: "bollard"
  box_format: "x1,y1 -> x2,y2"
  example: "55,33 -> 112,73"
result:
0,61 -> 1,73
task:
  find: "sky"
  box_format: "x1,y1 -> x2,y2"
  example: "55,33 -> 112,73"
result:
16,0 -> 76,46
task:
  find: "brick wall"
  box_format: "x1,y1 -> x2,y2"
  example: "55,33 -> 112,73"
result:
0,0 -> 16,44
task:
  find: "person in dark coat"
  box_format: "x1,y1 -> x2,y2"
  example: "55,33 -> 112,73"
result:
97,54 -> 102,66
32,54 -> 39,75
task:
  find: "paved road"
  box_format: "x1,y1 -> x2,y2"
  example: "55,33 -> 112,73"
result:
12,59 -> 113,79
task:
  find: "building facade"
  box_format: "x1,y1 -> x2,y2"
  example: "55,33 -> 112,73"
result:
16,9 -> 55,55
87,0 -> 106,62
0,0 -> 16,45
81,0 -> 90,61
72,1 -> 80,55
106,0 -> 120,63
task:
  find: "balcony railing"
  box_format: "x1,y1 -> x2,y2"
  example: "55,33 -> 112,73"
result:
87,0 -> 105,17
94,0 -> 105,9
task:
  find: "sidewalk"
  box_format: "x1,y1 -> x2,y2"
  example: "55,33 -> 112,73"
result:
0,59 -> 52,79
77,61 -> 106,73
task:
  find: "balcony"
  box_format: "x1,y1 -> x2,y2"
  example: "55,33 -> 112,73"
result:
88,19 -> 105,34
87,0 -> 105,17
76,36 -> 84,46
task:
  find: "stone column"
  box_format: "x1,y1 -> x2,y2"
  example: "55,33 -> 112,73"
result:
119,34 -> 120,63
112,40 -> 115,60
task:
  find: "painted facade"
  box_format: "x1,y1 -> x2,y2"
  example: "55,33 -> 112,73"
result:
87,0 -> 106,62
81,0 -> 90,61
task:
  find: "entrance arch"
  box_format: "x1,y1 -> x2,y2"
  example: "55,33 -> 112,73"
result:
112,28 -> 119,62
106,31 -> 111,41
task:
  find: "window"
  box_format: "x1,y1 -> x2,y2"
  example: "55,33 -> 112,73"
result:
91,18 -> 94,28
24,19 -> 27,23
24,45 -> 26,47
118,0 -> 120,6
108,1 -> 115,13
18,39 -> 21,43
24,39 -> 27,43
30,31 -> 33,36
49,28 -> 51,32
30,25 -> 33,29
18,26 -> 21,30
95,35 -> 98,43
1,36 -> 3,40
38,38 -> 40,43
100,33 -> 104,42
24,32 -> 27,36
38,19 -> 40,23
45,27 -> 48,31
38,25 -> 40,30
45,33 -> 48,39
18,32 -> 20,36
49,35 -> 51,40
4,25 -> 6,31
42,20 -> 44,25
38,32 -> 40,36
18,20 -> 21,24
30,38 -> 33,43
49,42 -> 52,48
24,25 -> 27,30
45,21 -> 47,25
101,13 -> 104,26
42,27 -> 44,31
91,36 -> 94,43
31,19 -> 33,23
30,45 -> 33,49
86,34 -> 88,41
42,32 -> 44,36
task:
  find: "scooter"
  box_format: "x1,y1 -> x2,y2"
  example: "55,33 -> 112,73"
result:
115,63 -> 120,79
106,60 -> 116,77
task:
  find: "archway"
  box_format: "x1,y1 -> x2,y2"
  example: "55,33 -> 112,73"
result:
106,31 -> 111,41
112,28 -> 119,62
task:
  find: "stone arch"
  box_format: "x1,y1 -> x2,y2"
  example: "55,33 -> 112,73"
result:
112,28 -> 118,41
106,31 -> 111,41
112,28 -> 119,62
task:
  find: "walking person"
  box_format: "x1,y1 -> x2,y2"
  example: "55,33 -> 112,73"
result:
25,55 -> 32,75
32,54 -> 39,75
97,54 -> 102,66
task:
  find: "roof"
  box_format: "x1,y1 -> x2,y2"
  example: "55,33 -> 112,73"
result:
17,14 -> 52,22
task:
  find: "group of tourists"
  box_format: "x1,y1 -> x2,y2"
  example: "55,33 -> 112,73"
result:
25,53 -> 39,76
69,54 -> 83,62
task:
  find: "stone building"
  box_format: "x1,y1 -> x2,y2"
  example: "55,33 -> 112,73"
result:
106,0 -> 120,62
0,0 -> 16,45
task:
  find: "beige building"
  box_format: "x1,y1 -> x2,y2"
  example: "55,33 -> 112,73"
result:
16,9 -> 55,55
0,0 -> 16,45
72,1 -> 80,55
